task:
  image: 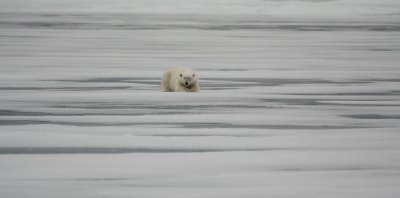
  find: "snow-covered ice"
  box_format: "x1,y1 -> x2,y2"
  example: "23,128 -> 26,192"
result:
1,0 -> 400,197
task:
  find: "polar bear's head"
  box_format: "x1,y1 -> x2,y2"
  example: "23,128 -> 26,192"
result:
179,70 -> 198,88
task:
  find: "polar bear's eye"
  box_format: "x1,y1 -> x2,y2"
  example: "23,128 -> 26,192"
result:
179,74 -> 182,77
192,74 -> 195,77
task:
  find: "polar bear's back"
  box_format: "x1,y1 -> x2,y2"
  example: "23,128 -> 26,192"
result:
166,67 -> 195,75
162,67 -> 181,89
163,67 -> 194,84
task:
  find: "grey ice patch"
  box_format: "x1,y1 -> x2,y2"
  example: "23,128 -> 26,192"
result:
0,147 -> 296,154
262,99 -> 400,106
0,119 -> 375,129
343,114 -> 400,119
0,86 -> 132,91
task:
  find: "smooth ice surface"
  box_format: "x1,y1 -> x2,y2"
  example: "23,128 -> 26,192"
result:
1,0 -> 400,197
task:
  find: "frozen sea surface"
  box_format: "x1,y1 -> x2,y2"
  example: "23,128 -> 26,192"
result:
1,0 -> 400,197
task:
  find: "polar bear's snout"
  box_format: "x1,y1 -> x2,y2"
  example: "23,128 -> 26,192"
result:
183,76 -> 192,86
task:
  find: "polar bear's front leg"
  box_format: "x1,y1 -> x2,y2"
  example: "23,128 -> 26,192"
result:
191,83 -> 200,92
174,85 -> 187,92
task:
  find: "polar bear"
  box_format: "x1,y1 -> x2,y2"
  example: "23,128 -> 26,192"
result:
161,67 -> 200,92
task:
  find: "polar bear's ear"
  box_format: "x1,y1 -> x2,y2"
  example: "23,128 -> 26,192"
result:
179,74 -> 182,77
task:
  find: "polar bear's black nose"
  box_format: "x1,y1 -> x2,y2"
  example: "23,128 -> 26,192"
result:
185,82 -> 189,85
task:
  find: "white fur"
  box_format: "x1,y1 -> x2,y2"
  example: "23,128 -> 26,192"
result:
161,67 -> 200,92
